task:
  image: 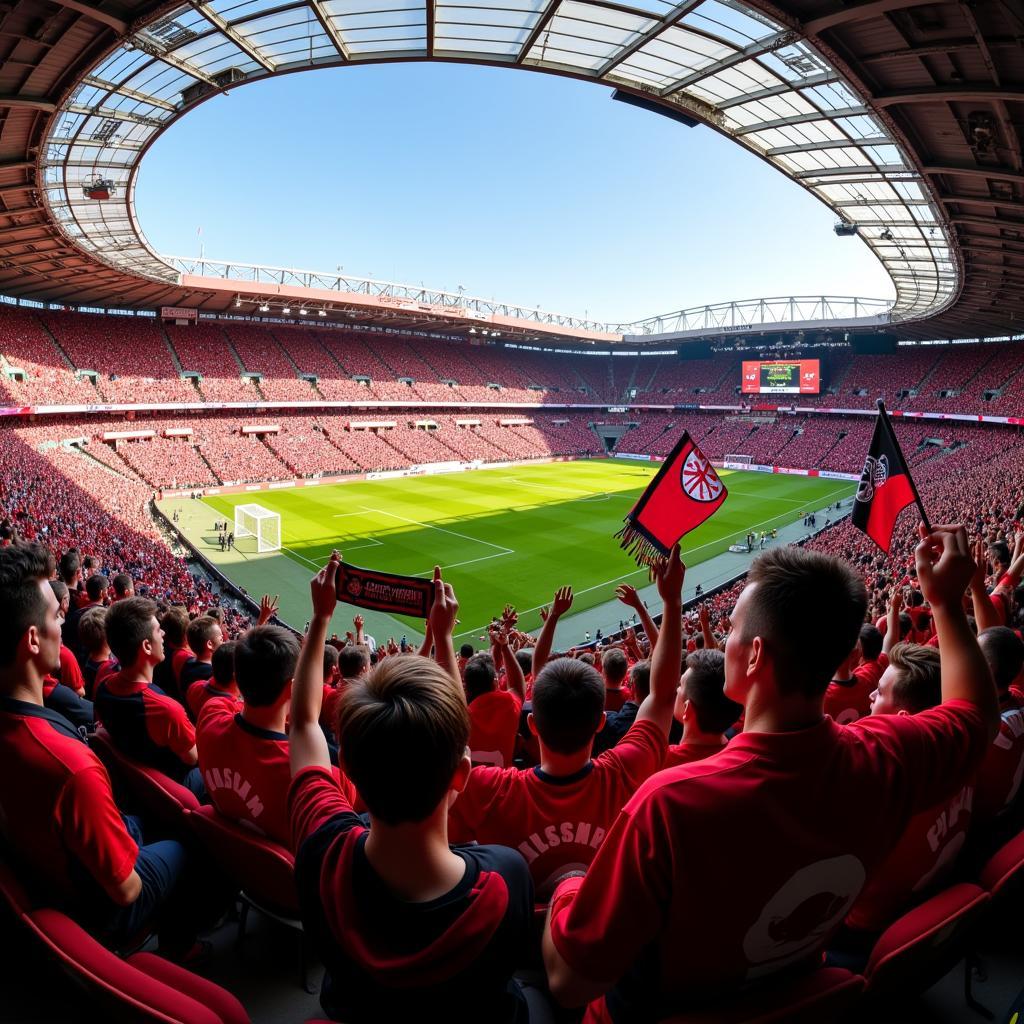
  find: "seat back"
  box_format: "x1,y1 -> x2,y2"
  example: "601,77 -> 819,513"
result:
661,967 -> 864,1024
979,829 -> 1024,905
863,882 -> 989,998
91,727 -> 199,829
187,805 -> 299,917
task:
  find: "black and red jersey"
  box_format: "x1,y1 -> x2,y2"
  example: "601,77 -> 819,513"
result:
289,766 -> 532,1023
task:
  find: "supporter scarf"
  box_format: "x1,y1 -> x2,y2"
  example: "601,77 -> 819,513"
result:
851,400 -> 926,554
335,561 -> 435,618
615,431 -> 727,565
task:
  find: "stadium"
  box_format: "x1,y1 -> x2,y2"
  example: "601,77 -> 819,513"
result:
1,0 -> 1023,1019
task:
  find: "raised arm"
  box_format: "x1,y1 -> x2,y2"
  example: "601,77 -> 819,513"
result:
917,525 -> 999,742
968,536 -> 1003,633
615,583 -> 659,650
427,566 -> 460,684
635,545 -> 684,737
882,587 -> 903,656
416,621 -> 433,659
532,586 -> 573,677
698,602 -> 718,651
492,626 -> 526,701
353,613 -> 365,647
289,553 -> 339,776
257,593 -> 279,626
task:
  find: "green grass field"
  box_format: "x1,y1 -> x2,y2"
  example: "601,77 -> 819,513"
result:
160,459 -> 853,642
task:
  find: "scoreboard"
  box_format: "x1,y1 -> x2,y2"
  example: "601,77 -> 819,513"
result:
741,359 -> 820,395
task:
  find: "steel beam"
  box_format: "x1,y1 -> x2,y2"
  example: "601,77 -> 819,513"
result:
594,0 -> 702,79
661,31 -> 793,98
875,86 -> 1024,107
805,0 -> 948,35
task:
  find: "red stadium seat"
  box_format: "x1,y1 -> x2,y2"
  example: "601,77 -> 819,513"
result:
979,829 -> 1024,907
659,967 -> 864,1023
861,882 -> 989,1000
91,727 -> 201,830
0,860 -> 249,1024
185,806 -> 310,989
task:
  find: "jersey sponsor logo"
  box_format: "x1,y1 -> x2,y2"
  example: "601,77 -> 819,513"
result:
203,766 -> 265,819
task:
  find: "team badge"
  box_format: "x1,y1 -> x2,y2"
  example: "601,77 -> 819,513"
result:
681,448 -> 724,503
856,454 -> 889,504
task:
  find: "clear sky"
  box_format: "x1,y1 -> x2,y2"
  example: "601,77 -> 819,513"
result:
135,61 -> 894,324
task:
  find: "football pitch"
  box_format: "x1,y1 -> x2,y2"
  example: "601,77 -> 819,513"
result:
159,460 -> 854,643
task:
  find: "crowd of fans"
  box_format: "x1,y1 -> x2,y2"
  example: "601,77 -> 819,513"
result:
4,307 -> 1024,413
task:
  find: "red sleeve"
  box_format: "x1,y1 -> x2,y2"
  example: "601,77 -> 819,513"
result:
598,718 -> 668,790
61,765 -> 139,889
60,647 -> 85,695
145,692 -> 196,759
447,766 -> 504,844
846,699 -> 989,813
288,765 -> 354,851
186,682 -> 204,721
550,790 -> 669,983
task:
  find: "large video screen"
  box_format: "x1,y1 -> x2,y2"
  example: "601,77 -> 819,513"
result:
741,359 -> 820,395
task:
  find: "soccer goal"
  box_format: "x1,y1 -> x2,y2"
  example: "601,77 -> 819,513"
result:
723,454 -> 753,466
234,503 -> 281,553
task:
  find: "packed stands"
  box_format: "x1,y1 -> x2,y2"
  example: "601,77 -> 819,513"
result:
221,324 -> 315,401
165,324 -> 260,402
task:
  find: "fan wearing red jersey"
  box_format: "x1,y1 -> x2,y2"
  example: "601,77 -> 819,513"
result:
288,555 -> 534,1023
835,643 -> 973,947
198,625 -> 351,845
450,555 -> 681,898
95,598 -> 204,796
0,544 -> 198,956
544,528 -> 998,1022
664,649 -> 739,769
974,626 -> 1024,827
153,606 -> 192,701
187,641 -> 242,722
78,605 -> 117,699
178,615 -> 223,695
602,649 -> 630,713
466,651 -> 523,769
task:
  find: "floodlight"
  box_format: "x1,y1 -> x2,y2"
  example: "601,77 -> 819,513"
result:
318,309 -> 327,317
282,306 -> 291,314
234,298 -> 242,308
299,308 -> 308,315
259,303 -> 270,312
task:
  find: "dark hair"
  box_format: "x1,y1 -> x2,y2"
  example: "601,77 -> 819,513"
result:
602,648 -> 629,686
234,626 -> 298,706
85,573 -> 109,602
111,573 -> 133,597
57,549 -> 81,584
684,649 -> 740,733
898,612 -> 913,639
0,544 -> 53,668
887,642 -> 941,713
337,657 -> 469,825
212,640 -> 236,687
160,606 -> 190,647
464,653 -> 497,702
514,648 -> 533,677
531,657 -> 605,755
859,624 -> 883,661
83,555 -> 99,571
978,627 -> 1024,694
989,540 -> 1011,571
323,644 -> 339,680
186,615 -> 220,657
741,547 -> 867,698
907,589 -> 924,608
629,660 -> 651,700
78,605 -> 108,655
459,643 -> 475,659
48,579 -> 69,607
338,644 -> 370,679
104,597 -> 158,667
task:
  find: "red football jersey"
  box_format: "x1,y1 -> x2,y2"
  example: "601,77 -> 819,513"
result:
846,783 -> 973,932
550,702 -> 988,1021
0,698 -> 138,906
604,688 -> 627,713
823,677 -> 874,725
663,739 -> 726,770
197,700 -> 354,845
973,694 -> 1024,824
448,719 -> 666,898
468,689 -> 521,768
187,680 -> 243,722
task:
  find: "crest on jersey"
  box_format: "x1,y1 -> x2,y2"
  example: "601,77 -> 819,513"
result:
681,449 -> 724,503
856,454 -> 889,504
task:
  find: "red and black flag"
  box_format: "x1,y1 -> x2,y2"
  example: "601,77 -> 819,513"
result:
616,431 -> 727,565
852,401 -> 926,553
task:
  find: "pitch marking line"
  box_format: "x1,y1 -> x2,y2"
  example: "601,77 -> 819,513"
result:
359,506 -> 514,555
451,483 -> 852,640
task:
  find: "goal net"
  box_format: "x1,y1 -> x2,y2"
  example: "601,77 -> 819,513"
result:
724,454 -> 753,467
234,503 -> 281,553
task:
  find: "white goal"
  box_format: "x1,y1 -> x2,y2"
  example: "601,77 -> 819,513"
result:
723,454 -> 753,465
234,503 -> 281,553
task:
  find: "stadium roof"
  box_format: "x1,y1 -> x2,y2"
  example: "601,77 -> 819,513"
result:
0,0 -> 1021,339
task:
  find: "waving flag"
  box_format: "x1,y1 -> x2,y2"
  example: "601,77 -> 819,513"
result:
616,431 -> 727,565
852,400 -> 926,553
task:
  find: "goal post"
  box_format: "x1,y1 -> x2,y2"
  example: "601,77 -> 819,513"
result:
723,454 -> 753,466
234,503 -> 281,553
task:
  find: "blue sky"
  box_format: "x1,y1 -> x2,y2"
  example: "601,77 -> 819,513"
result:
135,62 -> 893,323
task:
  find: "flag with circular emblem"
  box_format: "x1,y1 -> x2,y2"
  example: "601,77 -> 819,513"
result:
616,431 -> 728,565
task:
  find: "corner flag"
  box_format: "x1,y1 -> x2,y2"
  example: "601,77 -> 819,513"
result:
616,431 -> 727,565
851,400 -> 928,553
